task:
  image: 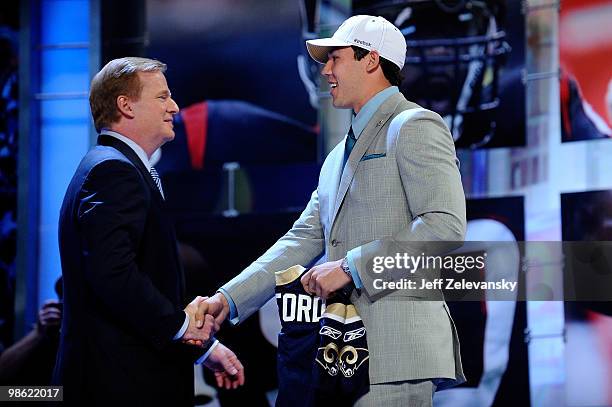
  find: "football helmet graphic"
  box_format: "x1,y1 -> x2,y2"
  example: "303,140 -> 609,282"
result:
355,0 -> 511,147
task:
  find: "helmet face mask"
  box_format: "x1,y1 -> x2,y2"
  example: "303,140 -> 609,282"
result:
354,0 -> 511,147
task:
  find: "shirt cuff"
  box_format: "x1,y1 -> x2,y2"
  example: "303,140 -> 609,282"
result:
195,339 -> 220,364
173,311 -> 189,340
346,249 -> 363,289
217,288 -> 240,325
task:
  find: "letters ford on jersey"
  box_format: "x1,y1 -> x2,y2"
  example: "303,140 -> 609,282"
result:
275,292 -> 326,323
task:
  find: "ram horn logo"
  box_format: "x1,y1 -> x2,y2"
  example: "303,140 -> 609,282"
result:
315,342 -> 339,376
338,346 -> 369,378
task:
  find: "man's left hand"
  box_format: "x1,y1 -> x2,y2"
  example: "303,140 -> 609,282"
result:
204,343 -> 245,389
300,259 -> 351,299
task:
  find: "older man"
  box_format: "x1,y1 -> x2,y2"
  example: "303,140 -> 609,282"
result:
54,57 -> 243,405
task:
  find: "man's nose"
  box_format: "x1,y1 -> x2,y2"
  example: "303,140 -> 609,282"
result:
321,60 -> 332,76
169,97 -> 179,114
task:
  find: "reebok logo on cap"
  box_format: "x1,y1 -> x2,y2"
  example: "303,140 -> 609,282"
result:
354,39 -> 372,47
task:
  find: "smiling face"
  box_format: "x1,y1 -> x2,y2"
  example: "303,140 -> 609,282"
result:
130,70 -> 179,150
321,47 -> 370,113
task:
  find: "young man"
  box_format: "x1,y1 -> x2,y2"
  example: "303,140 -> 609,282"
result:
206,15 -> 466,406
54,57 -> 243,405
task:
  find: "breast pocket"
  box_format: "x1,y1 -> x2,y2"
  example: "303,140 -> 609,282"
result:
350,158 -> 396,204
357,155 -> 389,170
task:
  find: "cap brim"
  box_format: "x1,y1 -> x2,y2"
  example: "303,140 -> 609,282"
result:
306,38 -> 352,64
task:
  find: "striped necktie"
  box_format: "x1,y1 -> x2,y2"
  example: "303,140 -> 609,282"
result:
149,167 -> 165,199
343,126 -> 357,169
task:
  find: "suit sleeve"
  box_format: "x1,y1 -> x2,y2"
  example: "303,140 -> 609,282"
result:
77,160 -> 185,350
349,110 -> 467,299
220,189 -> 325,323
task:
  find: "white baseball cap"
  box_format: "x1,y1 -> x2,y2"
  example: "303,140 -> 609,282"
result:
306,15 -> 407,70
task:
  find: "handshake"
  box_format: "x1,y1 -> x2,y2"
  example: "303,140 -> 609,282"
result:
180,293 -> 242,389
181,293 -> 230,347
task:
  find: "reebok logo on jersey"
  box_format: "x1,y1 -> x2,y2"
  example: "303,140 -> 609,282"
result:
343,327 -> 366,342
320,326 -> 342,340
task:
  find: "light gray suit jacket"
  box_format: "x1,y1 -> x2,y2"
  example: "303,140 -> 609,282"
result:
221,92 -> 466,387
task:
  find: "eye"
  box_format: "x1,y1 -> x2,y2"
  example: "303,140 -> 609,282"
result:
158,95 -> 168,100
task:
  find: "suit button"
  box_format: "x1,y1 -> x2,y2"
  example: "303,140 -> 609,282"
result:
331,239 -> 339,247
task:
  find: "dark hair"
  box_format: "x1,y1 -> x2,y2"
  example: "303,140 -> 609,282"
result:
89,57 -> 167,132
351,46 -> 403,87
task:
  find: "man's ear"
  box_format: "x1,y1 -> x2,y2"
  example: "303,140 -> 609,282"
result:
116,95 -> 135,119
366,50 -> 381,73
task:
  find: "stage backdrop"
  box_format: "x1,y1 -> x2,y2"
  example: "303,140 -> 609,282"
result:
561,190 -> 612,406
435,196 -> 529,407
559,0 -> 612,142
352,0 -> 526,149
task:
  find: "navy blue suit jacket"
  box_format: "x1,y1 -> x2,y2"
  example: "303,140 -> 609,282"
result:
54,135 -> 201,406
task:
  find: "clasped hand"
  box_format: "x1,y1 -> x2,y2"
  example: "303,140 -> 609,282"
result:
300,259 -> 352,299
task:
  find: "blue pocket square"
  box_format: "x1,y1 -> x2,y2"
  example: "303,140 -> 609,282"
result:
361,153 -> 386,161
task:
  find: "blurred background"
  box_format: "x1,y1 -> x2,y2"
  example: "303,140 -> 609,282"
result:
1,0 -> 611,405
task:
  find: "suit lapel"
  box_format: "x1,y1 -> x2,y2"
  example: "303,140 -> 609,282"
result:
330,93 -> 404,228
97,134 -> 164,204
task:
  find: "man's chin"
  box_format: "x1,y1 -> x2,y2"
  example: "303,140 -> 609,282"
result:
163,131 -> 175,142
332,99 -> 348,109
332,102 -> 352,111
